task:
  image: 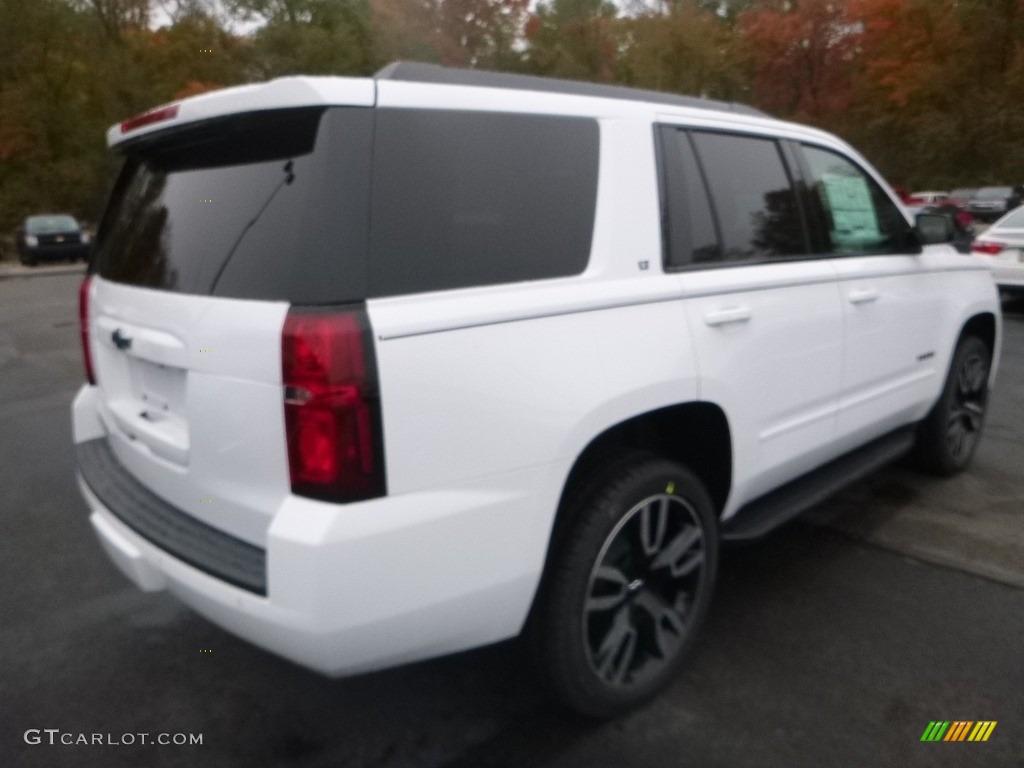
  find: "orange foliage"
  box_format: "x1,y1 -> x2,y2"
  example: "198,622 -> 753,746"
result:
174,80 -> 223,100
848,0 -> 961,108
740,0 -> 857,120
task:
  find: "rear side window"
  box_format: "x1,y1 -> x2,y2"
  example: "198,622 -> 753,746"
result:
368,109 -> 599,297
690,131 -> 806,263
95,107 -> 372,303
799,144 -> 908,256
659,128 -> 807,268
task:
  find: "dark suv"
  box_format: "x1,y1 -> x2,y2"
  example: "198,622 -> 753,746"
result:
17,214 -> 90,265
967,186 -> 1024,223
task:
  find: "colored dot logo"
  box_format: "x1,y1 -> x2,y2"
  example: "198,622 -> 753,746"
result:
198,348 -> 212,352
199,48 -> 213,53
199,649 -> 213,653
200,198 -> 213,204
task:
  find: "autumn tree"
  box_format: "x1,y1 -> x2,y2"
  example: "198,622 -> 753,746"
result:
525,0 -> 621,81
738,0 -> 857,122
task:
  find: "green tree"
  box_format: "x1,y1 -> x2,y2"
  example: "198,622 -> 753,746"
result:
227,0 -> 376,76
619,0 -> 744,99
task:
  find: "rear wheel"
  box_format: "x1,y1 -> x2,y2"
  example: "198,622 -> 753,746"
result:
912,335 -> 991,475
532,454 -> 719,718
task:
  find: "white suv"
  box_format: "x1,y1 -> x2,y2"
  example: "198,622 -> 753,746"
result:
74,63 -> 1001,717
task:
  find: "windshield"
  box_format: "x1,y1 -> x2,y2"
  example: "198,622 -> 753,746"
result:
977,187 -> 1012,199
95,107 -> 372,303
26,215 -> 79,233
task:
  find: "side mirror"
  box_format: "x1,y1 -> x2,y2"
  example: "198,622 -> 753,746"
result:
915,211 -> 955,245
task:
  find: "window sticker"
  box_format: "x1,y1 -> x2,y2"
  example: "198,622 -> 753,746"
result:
820,172 -> 884,250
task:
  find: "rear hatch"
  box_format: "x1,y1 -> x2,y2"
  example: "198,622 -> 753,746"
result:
86,106 -> 373,547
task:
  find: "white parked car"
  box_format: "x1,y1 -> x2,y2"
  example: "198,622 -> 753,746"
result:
971,204 -> 1024,293
74,63 -> 1001,717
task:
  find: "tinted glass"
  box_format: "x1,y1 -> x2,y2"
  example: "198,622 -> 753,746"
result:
369,109 -> 599,296
800,144 -> 908,255
690,132 -> 805,262
661,129 -> 720,267
95,107 -> 373,303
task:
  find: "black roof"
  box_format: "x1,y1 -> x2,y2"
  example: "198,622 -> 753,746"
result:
375,62 -> 767,118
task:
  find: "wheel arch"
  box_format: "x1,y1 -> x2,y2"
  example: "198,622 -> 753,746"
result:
959,311 -> 996,355
545,402 -> 732,564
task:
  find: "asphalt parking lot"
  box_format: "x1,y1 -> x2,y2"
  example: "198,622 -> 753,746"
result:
2,272 -> 1022,768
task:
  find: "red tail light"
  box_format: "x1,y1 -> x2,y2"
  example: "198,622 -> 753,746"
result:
120,104 -> 179,134
78,276 -> 96,385
971,241 -> 1005,255
282,307 -> 385,502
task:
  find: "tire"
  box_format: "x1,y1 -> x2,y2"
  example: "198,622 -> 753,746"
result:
531,453 -> 719,718
912,335 -> 991,476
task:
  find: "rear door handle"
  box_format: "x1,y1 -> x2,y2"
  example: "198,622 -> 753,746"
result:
704,306 -> 752,327
848,288 -> 879,305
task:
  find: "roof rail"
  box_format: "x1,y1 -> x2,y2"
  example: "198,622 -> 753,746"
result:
375,61 -> 768,118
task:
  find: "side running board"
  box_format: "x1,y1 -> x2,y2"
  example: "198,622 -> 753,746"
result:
721,426 -> 917,543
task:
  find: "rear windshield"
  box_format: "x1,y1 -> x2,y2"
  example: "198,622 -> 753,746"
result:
95,107 -> 372,303
27,215 -> 79,233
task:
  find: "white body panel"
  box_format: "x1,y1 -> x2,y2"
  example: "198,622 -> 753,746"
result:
678,262 -> 844,516
87,277 -> 290,546
832,248 -> 994,449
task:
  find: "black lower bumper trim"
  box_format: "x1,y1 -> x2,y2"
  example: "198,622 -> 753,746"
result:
76,438 -> 267,595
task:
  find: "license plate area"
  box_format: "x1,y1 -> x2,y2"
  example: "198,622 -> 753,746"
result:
130,357 -> 187,417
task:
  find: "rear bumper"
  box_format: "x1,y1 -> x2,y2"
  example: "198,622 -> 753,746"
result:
73,391 -> 560,676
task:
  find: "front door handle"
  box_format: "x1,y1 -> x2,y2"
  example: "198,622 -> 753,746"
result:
848,288 -> 880,305
704,306 -> 752,327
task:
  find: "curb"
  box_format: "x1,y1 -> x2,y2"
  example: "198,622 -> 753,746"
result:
0,262 -> 87,280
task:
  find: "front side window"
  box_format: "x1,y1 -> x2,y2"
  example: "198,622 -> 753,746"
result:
800,144 -> 908,256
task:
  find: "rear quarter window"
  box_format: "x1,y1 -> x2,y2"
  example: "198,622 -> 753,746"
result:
368,109 -> 599,297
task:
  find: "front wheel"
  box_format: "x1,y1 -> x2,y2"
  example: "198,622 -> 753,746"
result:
532,454 -> 719,718
912,335 -> 991,475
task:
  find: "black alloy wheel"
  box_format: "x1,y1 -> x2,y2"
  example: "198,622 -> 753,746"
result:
532,454 -> 718,718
